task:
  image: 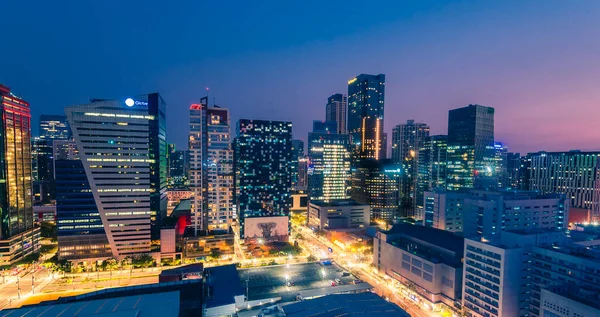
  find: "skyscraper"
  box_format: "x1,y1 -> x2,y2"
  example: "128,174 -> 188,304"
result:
350,160 -> 400,222
64,93 -> 167,258
0,85 -> 39,265
39,114 -> 71,140
416,135 -> 447,214
446,104 -> 495,191
347,74 -> 386,161
291,139 -> 304,189
506,152 -> 529,190
325,93 -> 347,134
189,98 -> 235,233
167,143 -> 186,186
391,120 -> 430,216
307,120 -> 350,202
234,119 -> 293,239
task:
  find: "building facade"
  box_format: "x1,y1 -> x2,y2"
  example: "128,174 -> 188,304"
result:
347,74 -> 386,161
307,120 -> 350,202
325,93 -> 348,134
39,114 -> 71,140
350,160 -> 400,222
308,199 -> 369,230
417,135 -> 447,213
291,139 -> 304,189
0,85 -> 40,265
189,99 -> 235,233
234,119 -> 292,239
392,120 -> 430,217
528,151 -> 600,219
167,143 -> 186,186
374,224 -> 464,312
446,105 -> 495,191
64,93 -> 167,258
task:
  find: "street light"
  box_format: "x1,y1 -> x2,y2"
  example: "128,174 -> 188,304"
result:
32,276 -> 35,294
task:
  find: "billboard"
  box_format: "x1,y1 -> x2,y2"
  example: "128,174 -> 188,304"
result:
244,216 -> 289,243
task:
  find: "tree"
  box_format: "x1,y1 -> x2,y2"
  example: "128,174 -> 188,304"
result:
307,255 -> 317,262
209,249 -> 222,261
132,254 -> 154,268
102,258 -> 118,271
40,222 -> 57,239
121,257 -> 132,270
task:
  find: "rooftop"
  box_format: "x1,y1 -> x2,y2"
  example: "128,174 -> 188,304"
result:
385,224 -> 464,253
205,264 -> 245,308
0,291 -> 180,317
281,293 -> 410,317
310,199 -> 368,207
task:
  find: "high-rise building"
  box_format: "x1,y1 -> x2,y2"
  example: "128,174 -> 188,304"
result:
506,152 -> 529,191
291,139 -> 304,189
297,156 -> 309,190
417,135 -> 447,212
446,104 -> 495,191
234,119 -> 292,239
39,114 -> 71,140
347,74 -> 386,161
528,151 -> 600,219
167,143 -> 186,186
350,160 -> 400,222
64,93 -> 167,258
307,120 -> 350,202
493,142 -> 508,189
0,85 -> 40,265
391,120 -> 430,216
325,93 -> 347,134
31,137 -> 55,203
189,98 -> 235,233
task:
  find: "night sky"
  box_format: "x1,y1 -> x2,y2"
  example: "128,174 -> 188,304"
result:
1,0 -> 599,154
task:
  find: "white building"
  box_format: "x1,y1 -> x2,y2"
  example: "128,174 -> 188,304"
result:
462,230 -> 565,317
308,199 -> 369,230
540,286 -> 600,317
189,100 -> 235,233
374,224 -> 464,311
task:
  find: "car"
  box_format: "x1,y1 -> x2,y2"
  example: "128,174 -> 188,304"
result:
330,280 -> 337,286
353,279 -> 363,284
342,272 -> 350,277
334,278 -> 342,284
286,281 -> 295,287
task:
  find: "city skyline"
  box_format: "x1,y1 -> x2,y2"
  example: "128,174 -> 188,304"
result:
1,1 -> 599,155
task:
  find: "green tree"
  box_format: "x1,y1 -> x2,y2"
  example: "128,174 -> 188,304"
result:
40,222 -> 57,239
307,254 -> 317,262
132,254 -> 154,268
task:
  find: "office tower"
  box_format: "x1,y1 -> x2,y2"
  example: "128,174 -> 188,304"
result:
528,151 -> 600,220
39,114 -> 71,140
374,224 -> 464,311
64,93 -> 166,258
350,160 -> 400,222
506,152 -> 529,190
325,93 -> 348,134
391,120 -> 430,216
55,140 -> 111,260
189,98 -> 235,233
446,104 -> 495,191
417,135 -> 447,212
347,74 -> 386,161
234,119 -> 292,239
297,156 -> 309,190
167,143 -> 186,186
493,142 -> 508,189
291,139 -> 304,189
307,120 -> 351,202
0,85 -> 39,265
31,137 -> 55,203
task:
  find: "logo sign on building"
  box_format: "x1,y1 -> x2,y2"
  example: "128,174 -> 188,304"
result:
125,98 -> 148,107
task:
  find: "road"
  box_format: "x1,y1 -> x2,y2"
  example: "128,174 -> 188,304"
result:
292,225 -> 440,317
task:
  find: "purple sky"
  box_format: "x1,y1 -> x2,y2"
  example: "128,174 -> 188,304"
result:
1,1 -> 599,154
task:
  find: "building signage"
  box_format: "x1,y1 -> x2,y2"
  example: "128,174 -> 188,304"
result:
125,98 -> 148,107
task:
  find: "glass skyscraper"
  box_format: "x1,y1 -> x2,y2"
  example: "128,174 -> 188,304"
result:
417,135 -> 447,214
446,104 -> 495,191
39,114 -> 71,140
291,139 -> 304,189
0,84 -> 40,265
325,93 -> 347,134
350,160 -> 400,222
63,93 -> 166,258
347,74 -> 386,161
234,119 -> 292,239
307,120 -> 350,202
189,98 -> 234,234
391,120 -> 430,216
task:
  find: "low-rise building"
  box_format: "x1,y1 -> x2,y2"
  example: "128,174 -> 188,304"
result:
374,224 -> 464,311
540,285 -> 600,317
308,199 -> 369,230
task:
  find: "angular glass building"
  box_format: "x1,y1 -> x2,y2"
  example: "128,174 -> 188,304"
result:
0,84 -> 40,266
307,120 -> 350,202
347,74 -> 386,161
62,93 -> 166,259
325,93 -> 347,134
234,119 -> 292,239
446,104 -> 495,191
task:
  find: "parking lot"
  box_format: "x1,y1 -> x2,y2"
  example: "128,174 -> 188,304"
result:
238,262 -> 357,302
